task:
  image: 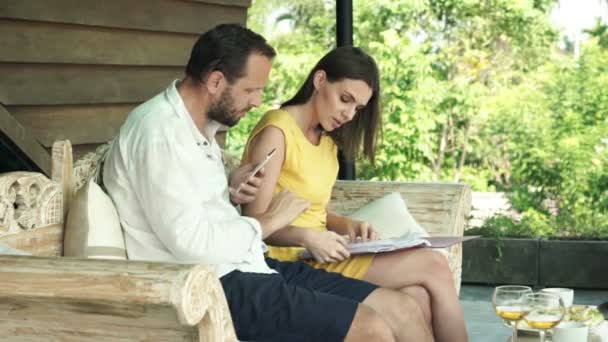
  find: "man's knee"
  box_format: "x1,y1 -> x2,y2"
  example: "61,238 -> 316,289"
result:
401,285 -> 432,324
345,304 -> 395,342
391,289 -> 425,322
365,288 -> 427,329
406,284 -> 430,302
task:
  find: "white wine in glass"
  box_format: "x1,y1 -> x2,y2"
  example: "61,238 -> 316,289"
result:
493,285 -> 533,342
523,292 -> 565,342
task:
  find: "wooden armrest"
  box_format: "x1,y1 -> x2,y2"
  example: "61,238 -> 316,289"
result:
0,255 -> 236,341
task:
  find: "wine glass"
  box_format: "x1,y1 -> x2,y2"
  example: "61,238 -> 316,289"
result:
522,292 -> 566,342
493,285 -> 533,342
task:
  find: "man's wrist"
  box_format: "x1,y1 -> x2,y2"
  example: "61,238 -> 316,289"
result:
255,214 -> 277,239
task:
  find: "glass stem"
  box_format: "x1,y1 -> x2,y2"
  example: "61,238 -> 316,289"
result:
511,321 -> 518,342
539,330 -> 546,342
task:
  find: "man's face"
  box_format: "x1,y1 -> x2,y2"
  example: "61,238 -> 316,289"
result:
208,53 -> 272,127
207,86 -> 240,127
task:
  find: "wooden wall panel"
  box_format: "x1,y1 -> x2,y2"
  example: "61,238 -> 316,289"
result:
0,64 -> 183,106
9,105 -> 134,147
0,0 -> 250,164
189,0 -> 251,6
0,0 -> 249,34
0,19 -> 196,66
0,106 -> 51,174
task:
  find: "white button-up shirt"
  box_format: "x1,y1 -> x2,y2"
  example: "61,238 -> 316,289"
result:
103,80 -> 274,277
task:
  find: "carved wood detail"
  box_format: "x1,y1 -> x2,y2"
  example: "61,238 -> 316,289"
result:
0,172 -> 61,235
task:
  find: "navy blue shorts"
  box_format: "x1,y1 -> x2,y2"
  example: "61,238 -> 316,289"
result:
219,257 -> 378,342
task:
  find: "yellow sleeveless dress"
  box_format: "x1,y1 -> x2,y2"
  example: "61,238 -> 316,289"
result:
243,109 -> 374,279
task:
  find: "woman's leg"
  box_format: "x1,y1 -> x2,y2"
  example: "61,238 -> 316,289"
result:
363,248 -> 468,342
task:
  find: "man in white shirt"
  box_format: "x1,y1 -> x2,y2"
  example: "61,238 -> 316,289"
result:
104,24 -> 432,342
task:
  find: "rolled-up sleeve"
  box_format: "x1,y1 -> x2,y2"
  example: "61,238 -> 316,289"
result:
131,139 -> 261,264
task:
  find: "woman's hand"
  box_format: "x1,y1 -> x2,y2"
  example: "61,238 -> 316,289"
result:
344,219 -> 380,243
303,230 -> 350,264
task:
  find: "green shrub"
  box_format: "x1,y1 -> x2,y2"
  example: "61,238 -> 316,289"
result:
242,0 -> 608,240
466,209 -> 554,239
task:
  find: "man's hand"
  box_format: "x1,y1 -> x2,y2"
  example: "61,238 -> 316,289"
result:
303,230 -> 350,264
255,190 -> 310,238
228,162 -> 263,205
344,219 -> 379,243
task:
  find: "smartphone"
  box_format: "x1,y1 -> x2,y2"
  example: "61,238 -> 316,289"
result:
251,148 -> 277,177
235,148 -> 277,194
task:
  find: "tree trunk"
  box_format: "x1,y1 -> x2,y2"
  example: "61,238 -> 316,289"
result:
433,118 -> 450,181
454,122 -> 470,182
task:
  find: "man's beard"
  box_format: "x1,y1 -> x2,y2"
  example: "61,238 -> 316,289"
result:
208,88 -> 245,127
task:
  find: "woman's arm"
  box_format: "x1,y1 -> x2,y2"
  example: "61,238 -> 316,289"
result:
241,126 -> 285,216
266,226 -> 350,263
241,127 -> 320,247
326,211 -> 351,236
242,126 -> 349,263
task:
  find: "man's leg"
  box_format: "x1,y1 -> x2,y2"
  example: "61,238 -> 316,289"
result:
344,304 -> 395,342
266,257 -> 433,342
220,269 -> 393,342
362,287 -> 434,342
400,285 -> 432,330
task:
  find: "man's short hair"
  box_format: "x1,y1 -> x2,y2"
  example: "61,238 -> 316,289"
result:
186,24 -> 276,84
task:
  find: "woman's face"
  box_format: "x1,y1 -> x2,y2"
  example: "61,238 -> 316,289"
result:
313,72 -> 373,132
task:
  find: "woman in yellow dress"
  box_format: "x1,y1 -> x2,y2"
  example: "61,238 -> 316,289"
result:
242,46 -> 467,342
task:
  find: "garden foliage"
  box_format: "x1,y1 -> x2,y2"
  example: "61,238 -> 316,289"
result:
229,0 -> 608,239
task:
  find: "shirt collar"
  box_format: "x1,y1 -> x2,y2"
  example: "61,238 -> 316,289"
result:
165,79 -> 222,145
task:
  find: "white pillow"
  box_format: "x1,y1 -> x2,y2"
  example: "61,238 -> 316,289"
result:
348,192 -> 429,239
64,179 -> 127,259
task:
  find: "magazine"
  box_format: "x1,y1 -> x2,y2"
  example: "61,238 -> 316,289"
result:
298,234 -> 479,260
297,191 -> 479,260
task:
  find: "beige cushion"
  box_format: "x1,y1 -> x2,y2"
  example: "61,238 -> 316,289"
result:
64,179 -> 127,259
348,192 -> 429,239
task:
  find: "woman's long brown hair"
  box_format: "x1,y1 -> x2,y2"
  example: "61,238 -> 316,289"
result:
282,46 -> 381,163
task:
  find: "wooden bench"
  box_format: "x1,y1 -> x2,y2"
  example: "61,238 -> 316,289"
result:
0,140 -> 471,341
